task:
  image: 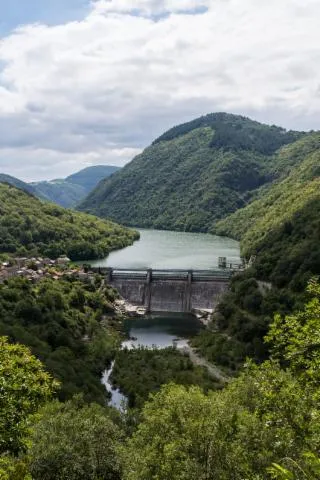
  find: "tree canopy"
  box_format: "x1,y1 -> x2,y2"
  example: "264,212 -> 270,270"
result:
0,183 -> 138,260
0,337 -> 56,455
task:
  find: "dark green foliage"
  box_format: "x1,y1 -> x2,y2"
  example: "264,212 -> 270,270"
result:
154,112 -> 301,155
193,135 -> 320,371
0,183 -> 138,260
79,113 -> 304,230
110,347 -> 220,409
0,277 -> 120,404
123,359 -> 319,480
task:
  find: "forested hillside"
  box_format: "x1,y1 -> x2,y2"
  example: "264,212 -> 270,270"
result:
79,113 -> 303,230
0,276 -> 120,404
193,134 -> 320,370
0,183 -> 138,260
2,281 -> 320,479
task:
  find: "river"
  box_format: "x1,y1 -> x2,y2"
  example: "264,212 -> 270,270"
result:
99,229 -> 240,408
102,313 -> 203,409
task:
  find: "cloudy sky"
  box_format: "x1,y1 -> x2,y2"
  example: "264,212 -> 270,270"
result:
0,0 -> 319,181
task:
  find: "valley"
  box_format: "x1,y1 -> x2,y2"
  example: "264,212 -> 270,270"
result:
1,112 -> 319,480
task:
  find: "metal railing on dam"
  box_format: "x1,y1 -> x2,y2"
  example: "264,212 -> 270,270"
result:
84,266 -> 242,313
85,267 -> 239,281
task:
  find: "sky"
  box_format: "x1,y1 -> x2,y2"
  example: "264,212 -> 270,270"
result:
0,0 -> 319,182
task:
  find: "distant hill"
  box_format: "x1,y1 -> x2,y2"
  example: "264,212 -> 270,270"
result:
30,180 -> 87,208
0,183 -> 138,260
0,173 -> 38,196
66,165 -> 120,192
79,113 -> 303,230
29,165 -> 121,208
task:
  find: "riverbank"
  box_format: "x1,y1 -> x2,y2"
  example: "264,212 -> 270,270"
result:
180,343 -> 230,384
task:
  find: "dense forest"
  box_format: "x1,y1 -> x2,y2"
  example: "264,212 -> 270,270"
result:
192,134 -> 320,370
110,347 -> 220,409
1,280 -> 319,479
0,275 -> 121,404
0,183 -> 138,260
79,113 -> 305,231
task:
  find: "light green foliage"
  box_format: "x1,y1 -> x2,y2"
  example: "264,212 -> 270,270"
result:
0,277 -> 120,404
266,279 -> 320,386
29,396 -> 122,480
0,337 -> 56,455
123,360 -> 318,480
0,183 -> 138,260
0,456 -> 31,480
0,175 -> 37,196
268,454 -> 320,480
80,113 -> 302,231
122,383 -> 214,480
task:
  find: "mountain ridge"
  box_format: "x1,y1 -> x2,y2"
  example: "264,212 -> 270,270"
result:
79,113 -> 306,231
0,165 -> 121,208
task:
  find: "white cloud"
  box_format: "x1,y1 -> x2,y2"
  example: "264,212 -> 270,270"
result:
0,0 -> 319,180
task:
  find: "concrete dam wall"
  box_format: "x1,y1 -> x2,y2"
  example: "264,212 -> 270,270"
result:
111,277 -> 229,313
86,268 -> 232,313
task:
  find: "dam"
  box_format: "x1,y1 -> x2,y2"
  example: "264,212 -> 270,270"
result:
86,267 -> 236,313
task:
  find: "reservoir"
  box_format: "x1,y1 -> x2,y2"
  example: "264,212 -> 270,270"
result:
101,229 -> 240,408
88,228 -> 241,269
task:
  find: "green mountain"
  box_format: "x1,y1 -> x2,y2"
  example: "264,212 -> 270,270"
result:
79,113 -> 303,230
215,133 -> 320,260
31,165 -> 121,208
192,133 -> 320,370
0,183 -> 138,260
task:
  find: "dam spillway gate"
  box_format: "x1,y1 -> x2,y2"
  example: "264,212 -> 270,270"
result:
87,268 -> 235,313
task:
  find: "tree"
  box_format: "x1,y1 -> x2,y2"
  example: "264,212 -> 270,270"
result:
29,396 -> 122,480
123,361 -> 318,480
266,279 -> 320,386
268,453 -> 320,480
0,337 -> 56,455
122,383 -> 214,480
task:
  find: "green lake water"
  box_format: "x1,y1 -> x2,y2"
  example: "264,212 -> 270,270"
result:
89,228 -> 241,270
